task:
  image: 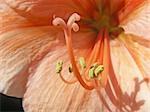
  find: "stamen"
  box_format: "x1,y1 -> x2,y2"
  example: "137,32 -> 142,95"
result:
56,62 -> 77,84
59,73 -> 77,84
88,63 -> 104,79
89,67 -> 95,78
56,61 -> 63,74
83,30 -> 104,81
68,65 -> 73,73
79,57 -> 86,69
94,65 -> 104,76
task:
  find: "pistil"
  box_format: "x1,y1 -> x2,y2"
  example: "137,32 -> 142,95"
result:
53,13 -> 93,90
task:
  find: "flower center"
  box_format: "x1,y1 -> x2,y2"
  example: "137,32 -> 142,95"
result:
52,13 -> 114,90
81,7 -> 124,37
52,13 -> 128,111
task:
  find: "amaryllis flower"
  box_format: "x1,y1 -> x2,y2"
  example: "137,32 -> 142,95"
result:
0,0 -> 150,111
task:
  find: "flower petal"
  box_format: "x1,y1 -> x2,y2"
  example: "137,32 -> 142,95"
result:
22,32 -> 110,112
119,34 -> 150,84
120,0 -> 150,39
0,1 -> 62,98
110,0 -> 125,13
5,0 -> 95,25
0,26 -> 60,97
110,37 -> 150,112
0,1 -> 33,34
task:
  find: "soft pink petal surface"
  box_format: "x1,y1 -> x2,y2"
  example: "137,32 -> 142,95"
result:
121,0 -> 150,39
119,34 -> 150,85
110,36 -> 150,112
0,0 -> 34,34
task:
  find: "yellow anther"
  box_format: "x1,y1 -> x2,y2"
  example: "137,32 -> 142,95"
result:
79,57 -> 86,69
89,67 -> 95,78
94,65 -> 104,76
89,63 -> 104,79
56,61 -> 63,74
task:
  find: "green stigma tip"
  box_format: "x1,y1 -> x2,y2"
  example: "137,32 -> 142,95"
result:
79,57 -> 86,69
56,61 -> 63,74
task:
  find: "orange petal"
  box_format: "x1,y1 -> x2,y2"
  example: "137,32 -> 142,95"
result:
110,0 -> 125,13
0,0 -> 34,34
110,37 -> 150,112
120,1 -> 150,39
5,0 -> 94,25
22,32 -> 110,112
118,0 -> 146,22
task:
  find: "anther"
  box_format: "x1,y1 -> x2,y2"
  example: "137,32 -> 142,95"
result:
88,63 -> 104,79
56,61 -> 63,74
68,65 -> 73,73
79,57 -> 86,69
89,67 -> 95,78
94,65 -> 104,76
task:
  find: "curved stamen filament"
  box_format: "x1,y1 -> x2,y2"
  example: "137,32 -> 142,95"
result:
101,29 -> 110,87
86,31 -> 103,66
64,28 -> 94,90
103,29 -> 129,111
99,37 -> 104,64
94,37 -> 105,87
84,30 -> 104,81
59,73 -> 77,84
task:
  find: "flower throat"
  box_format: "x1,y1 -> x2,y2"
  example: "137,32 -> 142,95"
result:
52,12 -> 123,90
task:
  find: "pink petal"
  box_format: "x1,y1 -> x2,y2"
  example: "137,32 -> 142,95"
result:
110,36 -> 150,112
120,1 -> 150,39
119,34 -> 150,85
0,0 -> 34,34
